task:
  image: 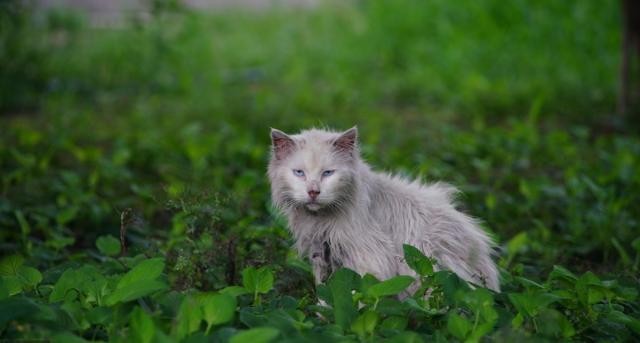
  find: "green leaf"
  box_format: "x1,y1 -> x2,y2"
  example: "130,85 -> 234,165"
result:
607,310 -> 640,334
175,296 -> 202,340
537,308 -> 575,338
50,266 -> 107,304
220,286 -> 250,297
0,277 -> 21,297
367,275 -> 414,298
508,292 -> 561,317
14,210 -> 31,237
350,310 -> 378,337
447,313 -> 471,340
17,266 -> 42,289
201,293 -> 237,331
576,271 -> 604,306
327,268 -> 359,330
380,316 -> 408,331
0,255 -> 41,294
106,280 -> 167,305
130,307 -> 155,343
118,258 -> 165,288
105,258 -> 167,305
0,255 -> 24,277
242,267 -> 274,295
631,237 -> 640,252
50,268 -> 80,303
230,327 -> 279,343
96,235 -> 121,257
505,231 -> 528,266
359,273 -> 380,295
403,244 -> 434,276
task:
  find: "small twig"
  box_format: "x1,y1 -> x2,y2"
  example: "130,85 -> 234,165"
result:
120,208 -> 133,257
226,236 -> 237,285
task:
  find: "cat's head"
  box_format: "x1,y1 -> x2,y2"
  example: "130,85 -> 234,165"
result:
268,127 -> 359,213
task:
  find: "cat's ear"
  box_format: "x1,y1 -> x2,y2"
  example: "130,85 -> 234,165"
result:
271,128 -> 296,160
333,126 -> 358,155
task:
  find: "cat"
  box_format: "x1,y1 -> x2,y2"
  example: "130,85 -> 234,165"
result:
267,127 -> 500,293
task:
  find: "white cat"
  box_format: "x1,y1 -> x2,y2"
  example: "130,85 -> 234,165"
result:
267,127 -> 500,292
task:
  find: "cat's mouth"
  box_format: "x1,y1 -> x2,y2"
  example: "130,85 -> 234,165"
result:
305,202 -> 322,211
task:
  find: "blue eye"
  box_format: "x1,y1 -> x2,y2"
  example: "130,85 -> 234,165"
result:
322,170 -> 335,177
293,169 -> 305,177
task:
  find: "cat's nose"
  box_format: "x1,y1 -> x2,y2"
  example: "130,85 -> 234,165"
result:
308,190 -> 320,200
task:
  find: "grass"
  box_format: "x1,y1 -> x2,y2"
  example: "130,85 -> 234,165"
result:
1,0 -> 639,341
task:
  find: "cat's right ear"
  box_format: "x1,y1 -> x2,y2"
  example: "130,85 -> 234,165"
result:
271,128 -> 295,160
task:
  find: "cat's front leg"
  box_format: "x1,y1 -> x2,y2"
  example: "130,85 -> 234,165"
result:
310,241 -> 332,284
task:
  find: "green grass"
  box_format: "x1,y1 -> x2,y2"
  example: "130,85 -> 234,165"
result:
1,0 -> 639,341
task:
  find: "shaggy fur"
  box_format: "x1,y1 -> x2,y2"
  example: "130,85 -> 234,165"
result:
267,127 -> 500,292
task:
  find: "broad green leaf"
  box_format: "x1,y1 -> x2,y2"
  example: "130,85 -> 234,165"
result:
1,277 -> 21,296
174,296 -> 203,340
0,255 -> 24,277
403,244 -> 434,276
505,231 -> 528,266
118,258 -> 165,289
87,307 -> 112,325
96,235 -> 121,256
367,275 -> 414,298
50,269 -> 79,303
230,327 -> 279,343
50,266 -> 107,304
359,274 -> 380,295
508,292 -> 561,317
242,267 -> 274,294
17,266 -> 42,289
511,313 -> 524,328
130,307 -> 155,343
607,310 -> 640,334
104,258 -> 167,305
220,286 -> 250,297
447,313 -> 471,340
0,255 -> 41,294
537,308 -> 575,338
327,268 -> 359,330
14,210 -> 31,237
106,280 -> 167,305
576,271 -> 604,306
350,310 -> 378,337
548,265 -> 577,286
380,316 -> 408,331
201,293 -> 237,331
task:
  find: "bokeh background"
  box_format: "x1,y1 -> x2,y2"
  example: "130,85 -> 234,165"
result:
1,0 -> 639,340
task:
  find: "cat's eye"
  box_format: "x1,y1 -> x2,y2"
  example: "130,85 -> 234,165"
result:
322,170 -> 335,177
293,169 -> 305,177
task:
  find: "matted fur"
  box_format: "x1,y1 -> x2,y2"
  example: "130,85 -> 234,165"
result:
267,127 -> 500,292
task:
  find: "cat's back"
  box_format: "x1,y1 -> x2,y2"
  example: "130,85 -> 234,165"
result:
367,169 -> 459,214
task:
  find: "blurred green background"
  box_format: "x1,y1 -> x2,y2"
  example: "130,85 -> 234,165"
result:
1,0 -> 638,291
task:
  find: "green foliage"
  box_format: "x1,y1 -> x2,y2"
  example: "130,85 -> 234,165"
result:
1,0 -> 639,341
242,266 -> 274,305
95,235 -> 121,257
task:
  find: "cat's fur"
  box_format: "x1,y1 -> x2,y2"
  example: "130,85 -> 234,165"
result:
267,127 -> 500,292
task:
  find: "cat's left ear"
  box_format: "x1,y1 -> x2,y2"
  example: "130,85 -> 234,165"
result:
333,126 -> 358,156
271,128 -> 296,160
